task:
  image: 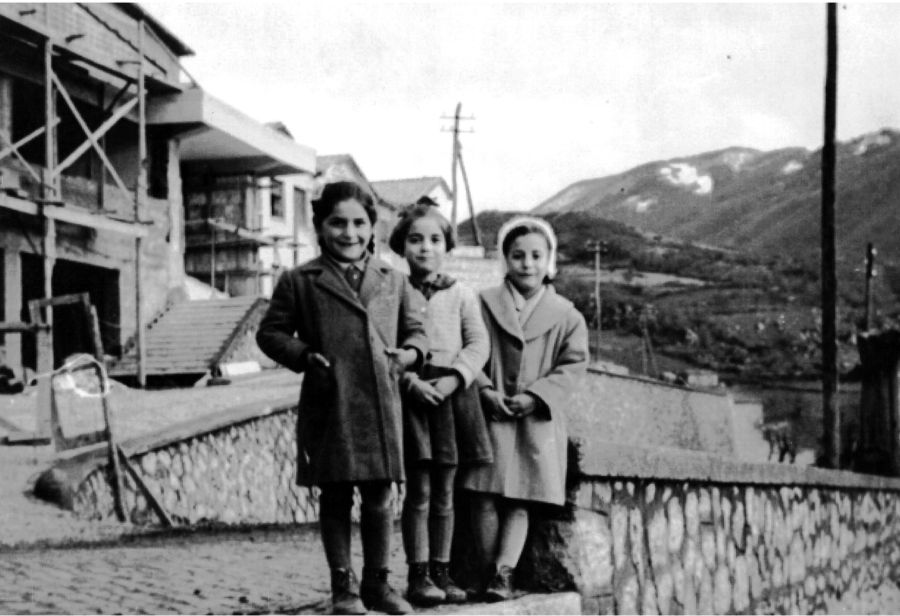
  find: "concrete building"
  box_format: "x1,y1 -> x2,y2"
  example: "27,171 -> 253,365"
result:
0,3 -> 315,378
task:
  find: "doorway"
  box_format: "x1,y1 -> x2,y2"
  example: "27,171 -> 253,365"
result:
20,254 -> 120,368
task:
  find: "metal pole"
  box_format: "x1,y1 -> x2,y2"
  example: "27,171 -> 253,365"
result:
594,244 -> 601,358
135,20 -> 147,388
210,219 -> 217,294
450,102 -> 460,235
864,243 -> 876,331
821,2 -> 840,469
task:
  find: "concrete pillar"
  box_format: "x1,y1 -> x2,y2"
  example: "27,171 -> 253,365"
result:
0,73 -> 12,141
3,246 -> 24,372
166,138 -> 184,292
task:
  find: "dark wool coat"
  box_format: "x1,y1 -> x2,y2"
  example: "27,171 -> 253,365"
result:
461,284 -> 588,505
256,256 -> 428,486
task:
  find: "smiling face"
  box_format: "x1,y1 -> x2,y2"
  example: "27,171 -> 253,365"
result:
404,216 -> 446,278
505,232 -> 550,296
317,198 -> 373,263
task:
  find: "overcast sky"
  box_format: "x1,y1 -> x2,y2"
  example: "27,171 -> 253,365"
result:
143,2 -> 900,215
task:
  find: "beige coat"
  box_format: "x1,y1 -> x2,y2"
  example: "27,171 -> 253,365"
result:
461,284 -> 588,505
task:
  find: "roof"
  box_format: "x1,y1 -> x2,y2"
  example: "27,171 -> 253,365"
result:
148,89 -> 315,175
370,177 -> 451,208
264,121 -> 294,139
315,154 -> 386,206
122,4 -> 195,57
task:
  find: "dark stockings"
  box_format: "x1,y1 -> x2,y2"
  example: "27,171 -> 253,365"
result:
401,465 -> 457,563
320,482 -> 394,571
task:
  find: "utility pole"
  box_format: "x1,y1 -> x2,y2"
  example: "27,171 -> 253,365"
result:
586,240 -> 608,362
864,243 -> 877,331
821,2 -> 840,469
449,103 -> 460,232
441,103 -> 480,244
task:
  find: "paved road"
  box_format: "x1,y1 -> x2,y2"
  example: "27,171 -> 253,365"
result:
0,524 -> 408,615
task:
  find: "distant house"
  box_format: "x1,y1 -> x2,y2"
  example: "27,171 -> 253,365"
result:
372,176 -> 452,219
316,154 -> 397,261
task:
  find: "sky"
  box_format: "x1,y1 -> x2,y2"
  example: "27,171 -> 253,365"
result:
142,2 -> 900,217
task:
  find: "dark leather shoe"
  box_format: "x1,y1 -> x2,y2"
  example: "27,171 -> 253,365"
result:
361,567 -> 412,615
330,568 -> 366,615
483,564 -> 514,603
407,562 -> 445,606
430,561 -> 467,604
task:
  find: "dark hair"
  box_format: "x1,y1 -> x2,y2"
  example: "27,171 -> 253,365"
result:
312,181 -> 378,254
500,221 -> 552,257
388,203 -> 456,255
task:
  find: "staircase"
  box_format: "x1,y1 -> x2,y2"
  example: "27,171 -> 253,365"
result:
110,296 -> 268,383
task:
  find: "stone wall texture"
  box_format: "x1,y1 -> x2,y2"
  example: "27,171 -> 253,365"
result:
72,408 -> 310,525
516,478 -> 900,615
68,406 -> 401,526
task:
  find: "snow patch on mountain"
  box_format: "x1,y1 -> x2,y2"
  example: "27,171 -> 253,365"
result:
721,150 -> 757,171
659,163 -> 713,195
853,132 -> 892,155
625,195 -> 657,213
782,160 -> 803,175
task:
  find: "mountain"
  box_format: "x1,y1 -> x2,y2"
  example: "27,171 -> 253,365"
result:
533,129 -> 900,266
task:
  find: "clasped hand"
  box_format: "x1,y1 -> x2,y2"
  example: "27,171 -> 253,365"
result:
407,374 -> 460,407
481,389 -> 536,421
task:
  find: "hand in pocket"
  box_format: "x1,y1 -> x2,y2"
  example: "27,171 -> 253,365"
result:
305,352 -> 334,393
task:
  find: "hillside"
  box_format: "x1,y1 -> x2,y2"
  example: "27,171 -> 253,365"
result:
532,129 -> 900,272
458,208 -> 899,380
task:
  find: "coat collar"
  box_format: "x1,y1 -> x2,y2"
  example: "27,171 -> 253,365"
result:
481,283 -> 570,342
301,255 -> 392,312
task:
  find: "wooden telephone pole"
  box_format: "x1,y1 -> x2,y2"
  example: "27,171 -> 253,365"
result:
821,2 -> 840,469
442,103 -> 482,245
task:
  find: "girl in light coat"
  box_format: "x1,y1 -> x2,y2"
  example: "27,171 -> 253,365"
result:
389,203 -> 491,606
461,216 -> 589,601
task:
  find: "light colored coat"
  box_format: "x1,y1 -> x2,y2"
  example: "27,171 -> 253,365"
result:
256,256 -> 427,485
421,282 -> 489,386
461,284 -> 588,505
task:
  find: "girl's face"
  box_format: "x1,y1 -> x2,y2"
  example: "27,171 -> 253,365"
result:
505,232 -> 550,296
318,198 -> 372,263
404,216 -> 446,277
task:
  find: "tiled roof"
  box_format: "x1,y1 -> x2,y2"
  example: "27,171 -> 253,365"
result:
371,177 -> 451,207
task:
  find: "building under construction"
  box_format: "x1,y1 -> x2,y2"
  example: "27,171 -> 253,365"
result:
0,4 -> 316,381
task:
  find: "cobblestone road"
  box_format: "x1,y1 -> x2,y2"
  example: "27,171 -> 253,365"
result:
0,524 -> 407,615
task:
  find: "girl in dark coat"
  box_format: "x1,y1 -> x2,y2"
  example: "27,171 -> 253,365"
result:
389,204 -> 491,606
256,181 -> 427,615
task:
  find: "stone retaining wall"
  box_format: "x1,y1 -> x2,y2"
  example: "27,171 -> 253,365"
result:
37,374 -> 900,614
45,399 -> 401,526
515,458 -> 900,614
